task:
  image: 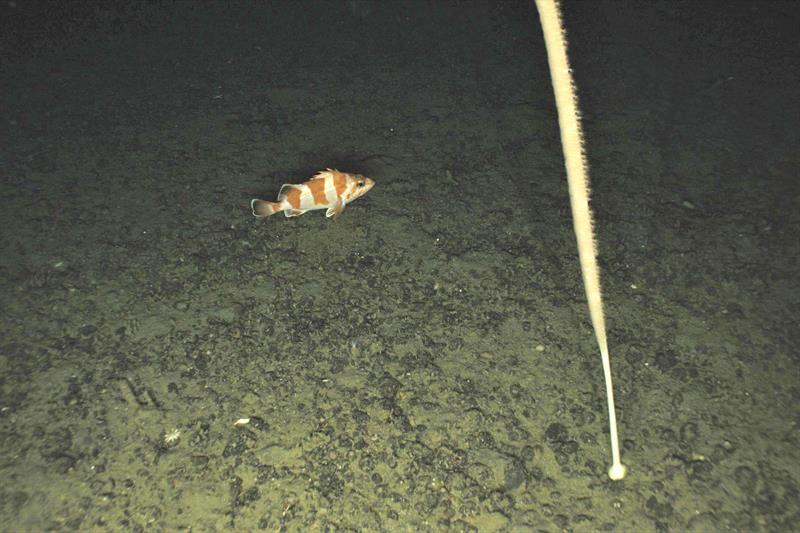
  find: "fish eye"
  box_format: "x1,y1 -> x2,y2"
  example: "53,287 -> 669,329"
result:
357,180 -> 365,187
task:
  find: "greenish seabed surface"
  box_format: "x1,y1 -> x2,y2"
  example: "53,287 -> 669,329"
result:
1,2 -> 798,531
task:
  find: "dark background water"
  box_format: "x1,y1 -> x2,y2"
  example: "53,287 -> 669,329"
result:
1,1 -> 798,530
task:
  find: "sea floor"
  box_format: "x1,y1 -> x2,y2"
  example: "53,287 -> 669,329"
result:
1,1 -> 798,531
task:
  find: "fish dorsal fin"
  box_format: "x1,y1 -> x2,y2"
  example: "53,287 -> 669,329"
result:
277,183 -> 298,201
310,169 -> 333,181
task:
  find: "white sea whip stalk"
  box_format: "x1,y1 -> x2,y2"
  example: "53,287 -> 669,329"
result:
535,0 -> 627,480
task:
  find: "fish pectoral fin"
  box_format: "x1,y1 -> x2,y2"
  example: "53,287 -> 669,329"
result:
326,200 -> 344,219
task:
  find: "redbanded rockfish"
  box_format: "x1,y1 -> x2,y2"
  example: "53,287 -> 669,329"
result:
251,168 -> 375,219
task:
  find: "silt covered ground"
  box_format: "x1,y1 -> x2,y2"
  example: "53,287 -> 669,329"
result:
1,1 -> 798,530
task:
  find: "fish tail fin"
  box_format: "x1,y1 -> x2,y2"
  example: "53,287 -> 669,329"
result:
251,199 -> 282,218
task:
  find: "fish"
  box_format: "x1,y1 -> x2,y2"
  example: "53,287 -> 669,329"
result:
251,168 -> 375,219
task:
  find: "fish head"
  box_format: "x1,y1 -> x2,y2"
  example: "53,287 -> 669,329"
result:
345,173 -> 375,203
